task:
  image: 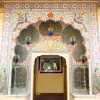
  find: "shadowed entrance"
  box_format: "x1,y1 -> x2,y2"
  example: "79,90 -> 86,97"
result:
33,55 -> 67,100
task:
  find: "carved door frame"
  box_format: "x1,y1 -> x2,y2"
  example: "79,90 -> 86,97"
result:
30,53 -> 70,100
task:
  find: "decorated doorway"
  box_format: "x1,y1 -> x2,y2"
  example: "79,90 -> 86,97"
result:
33,55 -> 67,100
11,11 -> 89,100
2,2 -> 98,100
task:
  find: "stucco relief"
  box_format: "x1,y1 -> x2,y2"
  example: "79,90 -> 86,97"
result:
0,2 -> 99,95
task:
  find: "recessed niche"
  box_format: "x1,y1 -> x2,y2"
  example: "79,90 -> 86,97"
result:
93,67 -> 100,94
39,55 -> 62,73
71,64 -> 89,95
11,64 -> 28,95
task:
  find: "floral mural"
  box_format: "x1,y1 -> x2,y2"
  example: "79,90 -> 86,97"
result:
0,1 -> 99,96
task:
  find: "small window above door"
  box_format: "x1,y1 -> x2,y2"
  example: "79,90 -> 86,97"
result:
39,55 -> 62,73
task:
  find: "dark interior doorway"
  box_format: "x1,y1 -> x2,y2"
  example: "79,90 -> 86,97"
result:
33,55 -> 67,100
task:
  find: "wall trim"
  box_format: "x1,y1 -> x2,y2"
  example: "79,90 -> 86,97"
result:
3,0 -> 97,3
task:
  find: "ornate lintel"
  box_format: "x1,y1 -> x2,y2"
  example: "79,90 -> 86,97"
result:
3,0 -> 97,3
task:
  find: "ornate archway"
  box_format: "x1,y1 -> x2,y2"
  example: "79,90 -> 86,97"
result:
11,11 -> 89,100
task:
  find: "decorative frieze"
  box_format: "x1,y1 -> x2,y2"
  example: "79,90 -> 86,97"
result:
0,1 -> 100,96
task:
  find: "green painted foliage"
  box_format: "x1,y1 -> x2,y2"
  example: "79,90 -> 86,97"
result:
15,67 -> 27,88
62,25 -> 84,44
14,45 -> 28,63
72,43 -> 86,61
11,66 -> 27,88
39,20 -> 62,35
17,25 -> 39,45
54,21 -> 62,33
39,21 -> 49,35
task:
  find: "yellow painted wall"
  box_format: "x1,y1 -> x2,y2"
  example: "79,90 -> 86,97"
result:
36,73 -> 64,94
0,8 -> 3,37
97,7 -> 100,38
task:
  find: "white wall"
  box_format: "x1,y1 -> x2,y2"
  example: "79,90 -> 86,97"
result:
0,7 -> 28,100
73,95 -> 100,100
0,9 -> 3,50
72,6 -> 100,100
0,96 -> 28,100
0,5 -> 100,100
97,7 -> 100,40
